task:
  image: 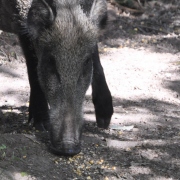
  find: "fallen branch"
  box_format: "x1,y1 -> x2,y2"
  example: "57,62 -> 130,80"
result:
24,134 -> 41,145
137,0 -> 144,9
109,0 -> 145,14
0,48 -> 8,58
135,24 -> 168,34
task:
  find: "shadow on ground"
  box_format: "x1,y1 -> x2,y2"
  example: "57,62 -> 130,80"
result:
102,0 -> 180,54
0,89 -> 180,179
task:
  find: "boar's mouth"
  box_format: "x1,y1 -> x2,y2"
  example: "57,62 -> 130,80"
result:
50,141 -> 81,156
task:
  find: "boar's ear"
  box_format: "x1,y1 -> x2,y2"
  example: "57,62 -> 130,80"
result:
90,0 -> 107,29
27,0 -> 56,39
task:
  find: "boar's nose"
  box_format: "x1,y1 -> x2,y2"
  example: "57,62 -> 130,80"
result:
50,142 -> 81,156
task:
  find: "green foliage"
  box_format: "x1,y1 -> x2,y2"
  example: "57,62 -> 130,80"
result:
20,172 -> 28,177
0,144 -> 7,150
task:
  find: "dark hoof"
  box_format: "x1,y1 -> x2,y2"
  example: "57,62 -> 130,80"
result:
95,103 -> 113,129
28,115 -> 49,131
34,121 -> 47,131
96,116 -> 111,129
93,92 -> 114,129
28,116 -> 48,131
50,142 -> 81,156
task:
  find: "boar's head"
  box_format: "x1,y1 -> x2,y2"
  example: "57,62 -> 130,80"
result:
26,0 -> 107,155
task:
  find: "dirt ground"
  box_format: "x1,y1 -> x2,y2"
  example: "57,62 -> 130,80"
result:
0,1 -> 180,180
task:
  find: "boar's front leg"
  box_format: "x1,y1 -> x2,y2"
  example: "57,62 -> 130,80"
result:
92,45 -> 113,129
18,34 -> 49,131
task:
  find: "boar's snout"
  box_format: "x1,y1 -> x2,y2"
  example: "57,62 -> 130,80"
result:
50,141 -> 81,156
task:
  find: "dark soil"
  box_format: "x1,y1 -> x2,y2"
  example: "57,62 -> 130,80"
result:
0,1 -> 180,180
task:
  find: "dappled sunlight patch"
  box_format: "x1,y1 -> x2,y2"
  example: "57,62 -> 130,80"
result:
149,176 -> 175,180
106,138 -> 178,150
13,172 -> 36,180
107,139 -> 140,150
138,149 -> 160,160
0,62 -> 29,107
111,111 -> 157,124
130,165 -> 152,175
100,47 -> 180,105
0,169 -> 36,180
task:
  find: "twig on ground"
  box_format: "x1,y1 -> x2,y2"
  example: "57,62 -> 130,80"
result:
0,48 -> 8,58
135,24 -> 169,34
24,134 -> 41,145
109,0 -> 145,14
137,0 -> 144,9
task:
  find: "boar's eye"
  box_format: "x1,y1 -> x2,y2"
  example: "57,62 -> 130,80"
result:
82,57 -> 92,77
83,57 -> 91,67
46,54 -> 56,65
43,54 -> 57,73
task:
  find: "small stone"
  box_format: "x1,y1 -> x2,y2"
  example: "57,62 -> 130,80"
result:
87,176 -> 91,180
89,160 -> 94,165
